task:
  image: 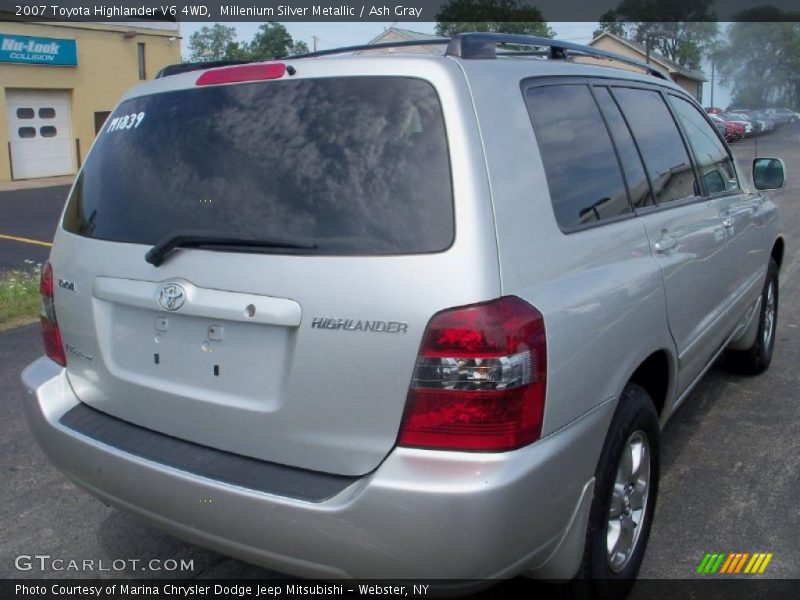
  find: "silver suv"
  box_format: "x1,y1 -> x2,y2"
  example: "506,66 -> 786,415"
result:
21,33 -> 785,596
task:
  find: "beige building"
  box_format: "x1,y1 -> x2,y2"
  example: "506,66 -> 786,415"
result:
587,32 -> 706,101
1,19 -> 181,182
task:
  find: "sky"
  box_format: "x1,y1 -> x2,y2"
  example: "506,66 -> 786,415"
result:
178,21 -> 731,108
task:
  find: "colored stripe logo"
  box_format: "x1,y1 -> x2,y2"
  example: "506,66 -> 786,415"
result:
697,552 -> 773,574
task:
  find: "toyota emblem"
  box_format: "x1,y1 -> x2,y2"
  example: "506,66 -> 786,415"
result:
158,283 -> 186,311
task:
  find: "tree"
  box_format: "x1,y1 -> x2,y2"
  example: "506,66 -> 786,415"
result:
247,22 -> 309,60
716,8 -> 800,109
435,0 -> 555,38
593,0 -> 718,69
187,24 -> 247,62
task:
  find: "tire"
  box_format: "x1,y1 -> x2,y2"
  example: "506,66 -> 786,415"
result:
725,259 -> 779,375
567,384 -> 661,600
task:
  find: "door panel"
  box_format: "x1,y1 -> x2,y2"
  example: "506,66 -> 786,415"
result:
638,202 -> 729,393
610,86 -> 732,396
666,94 -> 766,326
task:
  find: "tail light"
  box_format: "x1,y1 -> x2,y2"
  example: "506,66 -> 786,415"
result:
398,296 -> 546,452
40,261 -> 66,366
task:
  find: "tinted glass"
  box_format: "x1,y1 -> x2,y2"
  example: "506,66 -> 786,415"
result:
613,88 -> 697,205
669,95 -> 738,195
40,126 -> 57,138
63,77 -> 454,255
525,84 -> 630,229
38,108 -> 56,119
18,127 -> 35,138
16,108 -> 34,119
593,87 -> 653,208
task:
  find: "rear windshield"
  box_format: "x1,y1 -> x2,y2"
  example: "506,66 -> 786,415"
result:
63,77 -> 454,255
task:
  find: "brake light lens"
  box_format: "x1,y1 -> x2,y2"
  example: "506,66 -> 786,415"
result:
40,261 -> 66,366
399,296 -> 547,452
196,63 -> 286,86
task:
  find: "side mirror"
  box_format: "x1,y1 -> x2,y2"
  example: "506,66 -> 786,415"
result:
753,157 -> 786,191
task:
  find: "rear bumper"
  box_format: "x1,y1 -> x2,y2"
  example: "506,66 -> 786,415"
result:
21,356 -> 615,580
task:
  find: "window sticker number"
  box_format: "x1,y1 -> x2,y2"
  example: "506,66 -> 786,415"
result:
107,112 -> 146,133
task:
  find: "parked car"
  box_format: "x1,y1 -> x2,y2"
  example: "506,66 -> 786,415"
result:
709,113 -> 745,141
21,33 -> 786,599
719,111 -> 755,136
763,107 -> 800,124
704,106 -> 725,115
751,110 -> 779,132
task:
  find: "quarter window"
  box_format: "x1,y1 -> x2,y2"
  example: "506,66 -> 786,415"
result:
525,84 -> 631,230
669,95 -> 739,195
612,88 -> 697,206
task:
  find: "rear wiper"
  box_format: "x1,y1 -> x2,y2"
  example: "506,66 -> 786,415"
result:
145,230 -> 318,267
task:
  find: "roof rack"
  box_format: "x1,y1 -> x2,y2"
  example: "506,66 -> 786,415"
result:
289,38 -> 451,59
445,33 -> 669,80
155,60 -> 251,79
155,34 -> 668,81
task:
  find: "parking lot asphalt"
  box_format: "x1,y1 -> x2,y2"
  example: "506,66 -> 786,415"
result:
0,126 -> 798,585
0,185 -> 69,272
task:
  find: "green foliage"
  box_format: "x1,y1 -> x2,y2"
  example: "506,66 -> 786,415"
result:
594,0 -> 718,69
187,24 -> 245,62
435,0 -> 555,38
0,263 -> 41,330
187,22 -> 309,63
716,11 -> 800,109
247,22 -> 308,60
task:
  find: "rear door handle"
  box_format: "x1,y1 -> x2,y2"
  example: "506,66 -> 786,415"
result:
723,218 -> 733,229
653,232 -> 677,253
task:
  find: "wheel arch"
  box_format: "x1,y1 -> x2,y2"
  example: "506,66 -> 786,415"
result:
624,349 -> 676,421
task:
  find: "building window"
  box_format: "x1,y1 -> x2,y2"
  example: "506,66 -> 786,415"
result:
18,127 -> 36,138
16,108 -> 34,119
40,126 -> 57,138
137,42 -> 146,80
39,108 -> 56,119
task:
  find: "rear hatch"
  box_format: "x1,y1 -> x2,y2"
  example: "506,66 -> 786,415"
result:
50,58 -> 500,476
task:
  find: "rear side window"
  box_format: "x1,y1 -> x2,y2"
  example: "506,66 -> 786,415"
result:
525,84 -> 630,230
612,88 -> 697,206
593,87 -> 653,209
63,77 -> 454,255
669,95 -> 739,195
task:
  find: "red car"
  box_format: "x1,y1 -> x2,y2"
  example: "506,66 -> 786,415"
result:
709,113 -> 745,142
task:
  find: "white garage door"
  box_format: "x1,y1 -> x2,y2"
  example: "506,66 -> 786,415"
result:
6,90 -> 73,180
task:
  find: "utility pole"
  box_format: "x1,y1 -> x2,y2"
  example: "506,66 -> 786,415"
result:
710,57 -> 715,109
312,35 -> 319,52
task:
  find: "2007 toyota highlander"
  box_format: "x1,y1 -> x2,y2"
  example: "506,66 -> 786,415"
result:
21,33 -> 786,598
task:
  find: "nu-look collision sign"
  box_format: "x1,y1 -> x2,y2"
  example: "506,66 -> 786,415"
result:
0,34 -> 77,66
